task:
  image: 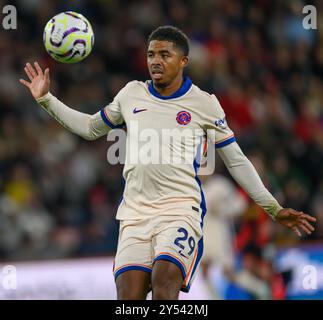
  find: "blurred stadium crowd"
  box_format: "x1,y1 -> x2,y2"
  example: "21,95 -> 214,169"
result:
0,0 -> 322,299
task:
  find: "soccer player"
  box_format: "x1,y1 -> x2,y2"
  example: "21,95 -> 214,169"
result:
20,26 -> 316,300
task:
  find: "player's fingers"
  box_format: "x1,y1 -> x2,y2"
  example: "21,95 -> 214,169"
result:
301,213 -> 316,222
290,209 -> 302,216
300,219 -> 315,232
24,67 -> 34,81
34,62 -> 43,77
26,62 -> 37,78
44,68 -> 50,81
292,226 -> 301,237
19,78 -> 31,88
299,224 -> 312,235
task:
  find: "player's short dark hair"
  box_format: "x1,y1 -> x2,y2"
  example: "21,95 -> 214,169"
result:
148,26 -> 189,56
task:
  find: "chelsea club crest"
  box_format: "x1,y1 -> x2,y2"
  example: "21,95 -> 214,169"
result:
176,111 -> 191,125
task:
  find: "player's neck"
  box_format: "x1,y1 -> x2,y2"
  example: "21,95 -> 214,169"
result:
154,75 -> 184,96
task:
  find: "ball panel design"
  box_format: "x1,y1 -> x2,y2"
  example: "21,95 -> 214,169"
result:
43,11 -> 94,63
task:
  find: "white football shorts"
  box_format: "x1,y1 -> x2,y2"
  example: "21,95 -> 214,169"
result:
113,214 -> 203,292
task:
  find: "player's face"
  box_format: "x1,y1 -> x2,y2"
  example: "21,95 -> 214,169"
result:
147,40 -> 188,89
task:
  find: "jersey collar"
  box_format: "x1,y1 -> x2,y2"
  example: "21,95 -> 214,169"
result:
148,76 -> 192,100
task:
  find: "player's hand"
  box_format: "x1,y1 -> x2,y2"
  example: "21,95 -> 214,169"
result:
19,62 -> 50,99
276,208 -> 316,237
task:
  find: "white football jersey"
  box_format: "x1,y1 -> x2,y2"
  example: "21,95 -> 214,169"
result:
100,77 -> 235,223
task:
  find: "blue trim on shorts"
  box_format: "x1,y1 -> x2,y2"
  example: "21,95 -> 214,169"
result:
114,265 -> 152,280
154,254 -> 186,281
182,284 -> 190,292
188,237 -> 204,284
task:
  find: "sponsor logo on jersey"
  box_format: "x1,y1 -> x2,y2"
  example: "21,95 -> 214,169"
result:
214,117 -> 227,128
176,111 -> 191,125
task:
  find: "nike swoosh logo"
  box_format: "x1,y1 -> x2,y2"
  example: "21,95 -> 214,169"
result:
133,107 -> 147,114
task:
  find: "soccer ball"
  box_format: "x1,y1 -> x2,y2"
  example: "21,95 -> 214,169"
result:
43,11 -> 94,63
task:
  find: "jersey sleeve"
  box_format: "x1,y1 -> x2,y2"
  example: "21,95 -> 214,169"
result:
100,85 -> 127,129
204,94 -> 236,148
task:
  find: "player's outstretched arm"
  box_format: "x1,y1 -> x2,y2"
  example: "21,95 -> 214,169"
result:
19,62 -> 109,140
216,141 -> 316,237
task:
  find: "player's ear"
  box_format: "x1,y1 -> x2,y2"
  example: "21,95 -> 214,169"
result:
181,56 -> 189,68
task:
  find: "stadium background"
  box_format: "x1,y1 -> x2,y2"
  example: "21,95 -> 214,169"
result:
0,0 -> 322,299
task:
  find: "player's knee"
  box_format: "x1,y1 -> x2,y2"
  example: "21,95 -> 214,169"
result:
115,270 -> 151,300
152,260 -> 183,299
152,278 -> 182,300
116,278 -> 148,300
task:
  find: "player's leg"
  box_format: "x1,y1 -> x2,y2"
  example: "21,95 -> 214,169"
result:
116,270 -> 151,300
114,219 -> 153,300
151,260 -> 183,299
151,217 -> 203,299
